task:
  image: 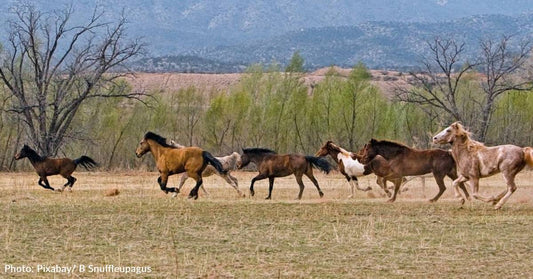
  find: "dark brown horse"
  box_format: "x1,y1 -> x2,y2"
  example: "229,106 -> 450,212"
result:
238,148 -> 331,200
135,132 -> 226,199
315,141 -> 403,198
15,144 -> 97,191
357,139 -> 469,203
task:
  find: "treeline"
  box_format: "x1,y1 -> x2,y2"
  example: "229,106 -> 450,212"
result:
2,63 -> 532,171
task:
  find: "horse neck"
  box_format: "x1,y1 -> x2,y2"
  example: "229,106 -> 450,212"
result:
25,149 -> 45,165
325,148 -> 342,163
147,140 -> 168,160
375,143 -> 405,160
247,152 -> 269,165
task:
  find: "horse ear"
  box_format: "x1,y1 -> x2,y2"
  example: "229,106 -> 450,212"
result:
370,138 -> 377,144
451,122 -> 460,129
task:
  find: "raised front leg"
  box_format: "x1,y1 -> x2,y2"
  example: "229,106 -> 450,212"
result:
376,177 -> 392,197
158,174 -> 177,195
452,175 -> 469,205
353,176 -> 372,192
39,177 -> 55,191
249,173 -> 268,197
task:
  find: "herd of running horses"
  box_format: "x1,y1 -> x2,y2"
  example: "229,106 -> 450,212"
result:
14,122 -> 533,209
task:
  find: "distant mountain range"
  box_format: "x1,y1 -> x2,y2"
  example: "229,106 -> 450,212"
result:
2,0 -> 533,72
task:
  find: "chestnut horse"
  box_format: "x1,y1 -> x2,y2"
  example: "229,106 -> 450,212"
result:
315,141 -> 404,198
433,122 -> 533,209
15,144 -> 97,191
238,148 -> 331,200
358,139 -> 469,203
135,132 -> 226,199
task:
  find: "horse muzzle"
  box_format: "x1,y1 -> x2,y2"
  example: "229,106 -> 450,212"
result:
14,153 -> 21,160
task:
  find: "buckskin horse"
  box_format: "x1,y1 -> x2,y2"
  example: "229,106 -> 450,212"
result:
14,144 -> 97,191
135,132 -> 226,199
238,148 -> 331,200
358,139 -> 469,203
433,122 -> 533,209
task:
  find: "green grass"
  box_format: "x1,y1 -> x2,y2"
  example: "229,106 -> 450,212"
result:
1,172 -> 533,278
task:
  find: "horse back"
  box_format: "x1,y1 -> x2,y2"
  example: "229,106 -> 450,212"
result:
39,158 -> 76,176
162,147 -> 204,174
258,154 -> 300,177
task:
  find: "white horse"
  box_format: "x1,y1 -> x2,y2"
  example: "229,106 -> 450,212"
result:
168,140 -> 244,197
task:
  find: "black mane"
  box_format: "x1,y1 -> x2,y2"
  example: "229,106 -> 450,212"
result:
144,132 -> 177,148
21,145 -> 46,162
242,147 -> 277,155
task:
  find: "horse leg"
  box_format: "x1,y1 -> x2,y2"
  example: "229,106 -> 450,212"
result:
39,177 -> 55,191
429,174 -> 446,202
468,177 -> 493,203
294,175 -> 306,200
221,173 -> 244,197
64,176 -> 77,192
353,176 -> 372,192
387,179 -> 402,202
305,172 -> 324,198
345,176 -> 355,198
177,174 -> 188,192
376,177 -> 391,197
452,175 -> 469,205
447,172 -> 470,201
266,177 -> 275,200
250,173 -> 268,197
188,176 -> 203,200
494,172 -> 519,210
158,174 -> 177,196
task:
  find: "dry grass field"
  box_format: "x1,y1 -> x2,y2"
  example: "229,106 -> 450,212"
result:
1,170 -> 533,278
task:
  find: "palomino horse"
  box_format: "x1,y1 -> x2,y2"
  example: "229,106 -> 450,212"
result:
315,141 -> 404,198
167,140 -> 243,197
357,139 -> 469,203
135,132 -> 226,199
15,144 -> 97,191
433,122 -> 533,209
238,148 -> 331,200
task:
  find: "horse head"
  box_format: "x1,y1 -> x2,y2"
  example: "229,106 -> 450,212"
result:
14,144 -> 32,160
237,149 -> 250,169
315,141 -> 334,157
135,139 -> 150,158
358,140 -> 379,164
433,122 -> 467,144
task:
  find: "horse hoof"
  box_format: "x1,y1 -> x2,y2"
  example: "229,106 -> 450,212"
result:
459,198 -> 465,205
171,192 -> 178,198
347,195 -> 354,198
319,192 -> 324,198
428,199 -> 436,203
386,198 -> 395,203
55,188 -> 63,193
250,190 -> 255,197
265,196 -> 271,200
365,187 -> 372,191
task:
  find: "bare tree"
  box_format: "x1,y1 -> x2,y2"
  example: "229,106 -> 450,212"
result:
396,36 -> 532,142
395,37 -> 475,123
477,36 -> 533,141
0,3 -> 145,156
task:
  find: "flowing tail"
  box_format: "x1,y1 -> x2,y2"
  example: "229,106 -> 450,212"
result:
305,156 -> 332,174
73,156 -> 98,170
524,147 -> 533,168
203,151 -> 227,174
